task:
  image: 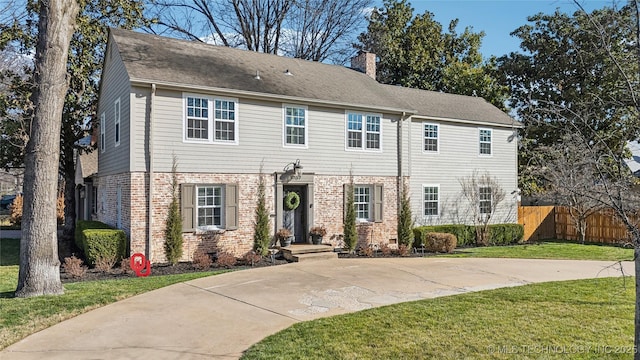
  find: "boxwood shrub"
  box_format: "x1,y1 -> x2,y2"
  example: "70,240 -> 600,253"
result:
75,220 -> 112,250
75,220 -> 126,266
413,223 -> 524,248
413,224 -> 476,247
487,224 -> 524,245
424,232 -> 457,253
82,229 -> 127,266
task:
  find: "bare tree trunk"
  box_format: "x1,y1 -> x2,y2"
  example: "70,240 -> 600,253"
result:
15,0 -> 78,298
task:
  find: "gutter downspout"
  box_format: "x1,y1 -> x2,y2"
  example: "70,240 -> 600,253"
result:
397,112 -> 407,212
147,84 -> 156,260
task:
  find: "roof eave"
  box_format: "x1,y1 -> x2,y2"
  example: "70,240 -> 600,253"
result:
130,78 -> 416,115
409,114 -> 523,129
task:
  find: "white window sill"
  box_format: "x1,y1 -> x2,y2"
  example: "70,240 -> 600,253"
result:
196,226 -> 225,234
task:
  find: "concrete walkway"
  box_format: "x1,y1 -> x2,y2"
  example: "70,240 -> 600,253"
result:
2,257 -> 633,359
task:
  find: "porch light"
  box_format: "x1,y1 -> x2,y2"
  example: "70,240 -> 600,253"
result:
284,159 -> 303,178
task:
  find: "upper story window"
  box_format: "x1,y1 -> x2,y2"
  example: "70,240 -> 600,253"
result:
346,112 -> 381,151
423,185 -> 439,217
284,105 -> 307,147
424,123 -> 438,153
186,96 -> 209,140
100,112 -> 105,152
184,94 -> 238,144
479,186 -> 492,214
479,128 -> 492,155
214,99 -> 235,141
114,98 -> 121,146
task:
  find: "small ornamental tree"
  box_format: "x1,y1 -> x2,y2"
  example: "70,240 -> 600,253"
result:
10,194 -> 23,226
397,180 -> 414,248
164,156 -> 183,265
253,168 -> 270,256
343,178 -> 358,253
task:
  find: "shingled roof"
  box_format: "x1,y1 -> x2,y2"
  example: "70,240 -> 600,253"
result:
109,28 -> 519,127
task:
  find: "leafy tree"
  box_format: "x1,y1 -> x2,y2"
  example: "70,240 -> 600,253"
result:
496,4 -> 638,194
397,179 -> 414,248
253,167 -> 270,256
16,0 -> 79,298
357,0 -> 508,109
164,156 -> 183,265
343,179 -> 357,253
502,0 -> 640,353
0,0 -> 148,241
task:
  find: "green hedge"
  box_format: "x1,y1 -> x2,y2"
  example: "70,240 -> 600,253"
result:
75,220 -> 112,250
82,229 -> 127,266
75,220 -> 126,266
487,224 -> 524,246
413,223 -> 524,248
413,225 -> 476,247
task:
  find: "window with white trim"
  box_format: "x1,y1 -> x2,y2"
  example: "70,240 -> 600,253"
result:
354,185 -> 371,220
184,94 -> 238,143
197,185 -> 224,227
284,105 -> 307,146
214,99 -> 235,141
346,112 -> 381,150
479,128 -> 492,155
186,96 -> 209,140
423,185 -> 439,217
424,123 -> 438,152
114,98 -> 121,146
479,186 -> 492,214
100,112 -> 105,152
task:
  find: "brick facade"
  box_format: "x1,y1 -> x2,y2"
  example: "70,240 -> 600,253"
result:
99,172 -> 399,263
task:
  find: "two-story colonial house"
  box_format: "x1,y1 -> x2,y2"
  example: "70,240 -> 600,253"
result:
95,28 -> 521,262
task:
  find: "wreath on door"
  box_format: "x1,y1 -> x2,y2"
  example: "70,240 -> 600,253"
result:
284,192 -> 301,210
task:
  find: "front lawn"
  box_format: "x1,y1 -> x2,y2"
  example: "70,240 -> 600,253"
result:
0,238 -> 225,350
242,277 -> 634,359
440,241 -> 633,261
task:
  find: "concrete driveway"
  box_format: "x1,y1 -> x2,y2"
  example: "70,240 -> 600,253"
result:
2,257 -> 633,360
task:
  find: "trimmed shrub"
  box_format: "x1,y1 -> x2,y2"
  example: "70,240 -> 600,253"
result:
242,250 -> 262,266
82,229 -> 127,267
487,224 -> 525,245
75,220 -> 112,250
424,232 -> 457,253
413,225 -> 475,247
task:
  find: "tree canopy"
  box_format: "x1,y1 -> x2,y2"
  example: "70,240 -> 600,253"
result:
496,4 -> 639,194
357,0 -> 509,109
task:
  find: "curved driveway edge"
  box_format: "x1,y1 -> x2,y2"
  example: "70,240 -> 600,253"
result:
3,257 -> 633,359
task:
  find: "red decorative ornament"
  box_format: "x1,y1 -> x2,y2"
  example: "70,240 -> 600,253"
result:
130,253 -> 151,277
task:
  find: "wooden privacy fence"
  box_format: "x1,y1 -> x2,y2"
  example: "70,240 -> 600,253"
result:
518,205 -> 638,244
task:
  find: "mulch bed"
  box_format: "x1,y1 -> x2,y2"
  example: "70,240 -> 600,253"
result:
60,257 -> 290,283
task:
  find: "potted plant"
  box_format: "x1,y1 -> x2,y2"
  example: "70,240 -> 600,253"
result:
276,228 -> 293,247
309,226 -> 327,245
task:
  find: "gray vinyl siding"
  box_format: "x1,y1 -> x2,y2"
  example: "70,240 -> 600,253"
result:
97,41 -> 131,176
140,89 -> 400,176
409,119 -> 519,226
131,86 -> 150,172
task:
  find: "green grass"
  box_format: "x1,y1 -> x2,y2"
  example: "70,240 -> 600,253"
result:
440,241 -> 634,261
242,277 -> 634,359
0,238 -> 226,350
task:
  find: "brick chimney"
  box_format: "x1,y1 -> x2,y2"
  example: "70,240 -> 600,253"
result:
351,51 -> 376,80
